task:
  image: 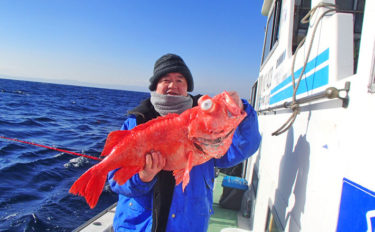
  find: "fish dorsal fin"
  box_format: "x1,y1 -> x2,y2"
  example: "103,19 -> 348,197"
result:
101,130 -> 131,157
101,114 -> 178,157
131,113 -> 179,132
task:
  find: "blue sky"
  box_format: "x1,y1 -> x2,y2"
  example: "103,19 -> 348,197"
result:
0,0 -> 266,98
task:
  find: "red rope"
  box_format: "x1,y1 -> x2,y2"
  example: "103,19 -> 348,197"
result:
0,135 -> 102,161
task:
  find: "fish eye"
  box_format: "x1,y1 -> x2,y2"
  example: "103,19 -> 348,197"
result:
200,99 -> 213,111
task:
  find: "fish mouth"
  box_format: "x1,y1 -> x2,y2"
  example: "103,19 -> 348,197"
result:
197,129 -> 234,145
192,129 -> 235,154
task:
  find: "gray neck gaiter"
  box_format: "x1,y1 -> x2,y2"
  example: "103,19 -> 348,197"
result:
150,92 -> 193,116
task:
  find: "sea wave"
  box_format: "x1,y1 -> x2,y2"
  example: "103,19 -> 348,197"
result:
0,78 -> 149,231
64,156 -> 91,168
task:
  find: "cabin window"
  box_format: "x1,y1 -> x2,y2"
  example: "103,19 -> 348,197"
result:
251,165 -> 259,197
261,0 -> 282,64
247,164 -> 260,229
336,0 -> 365,73
292,0 -> 311,54
250,81 -> 258,108
265,206 -> 283,232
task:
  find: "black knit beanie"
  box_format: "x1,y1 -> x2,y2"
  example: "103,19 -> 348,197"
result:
149,54 -> 194,92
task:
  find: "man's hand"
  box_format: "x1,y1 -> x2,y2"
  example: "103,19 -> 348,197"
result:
139,151 -> 166,182
228,91 -> 244,110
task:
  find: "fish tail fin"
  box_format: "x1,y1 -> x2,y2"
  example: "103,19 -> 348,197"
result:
69,167 -> 107,209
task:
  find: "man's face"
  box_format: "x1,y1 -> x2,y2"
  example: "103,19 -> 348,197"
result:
155,72 -> 188,96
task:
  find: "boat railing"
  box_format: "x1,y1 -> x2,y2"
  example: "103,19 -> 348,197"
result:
258,81 -> 350,115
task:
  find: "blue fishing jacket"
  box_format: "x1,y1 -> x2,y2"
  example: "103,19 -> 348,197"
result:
108,99 -> 261,232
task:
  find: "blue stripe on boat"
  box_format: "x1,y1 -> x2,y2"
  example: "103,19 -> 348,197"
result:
270,48 -> 330,95
270,65 -> 329,105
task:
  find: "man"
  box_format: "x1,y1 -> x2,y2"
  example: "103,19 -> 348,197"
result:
108,53 -> 261,232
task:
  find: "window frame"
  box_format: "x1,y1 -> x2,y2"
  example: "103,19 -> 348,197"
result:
250,80 -> 258,109
261,0 -> 282,65
291,0 -> 311,54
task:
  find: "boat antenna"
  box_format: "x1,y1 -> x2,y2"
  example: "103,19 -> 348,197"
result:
0,135 -> 103,161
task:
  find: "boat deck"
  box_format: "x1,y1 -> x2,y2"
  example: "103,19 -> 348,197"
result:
74,173 -> 251,232
208,173 -> 251,232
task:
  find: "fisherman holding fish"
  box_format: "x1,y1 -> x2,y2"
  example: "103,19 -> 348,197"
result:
107,54 -> 261,232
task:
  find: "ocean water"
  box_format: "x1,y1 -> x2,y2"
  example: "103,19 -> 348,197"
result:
0,78 -> 150,231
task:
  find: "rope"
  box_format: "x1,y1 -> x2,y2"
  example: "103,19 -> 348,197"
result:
272,3 -> 343,136
0,135 -> 103,161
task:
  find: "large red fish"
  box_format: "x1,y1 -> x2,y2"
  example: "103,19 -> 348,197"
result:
69,91 -> 246,208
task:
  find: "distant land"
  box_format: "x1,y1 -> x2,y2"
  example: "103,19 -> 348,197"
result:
0,74 -> 223,98
0,74 -> 149,93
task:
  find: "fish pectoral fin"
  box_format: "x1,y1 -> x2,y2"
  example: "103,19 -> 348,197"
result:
114,166 -> 142,185
173,151 -> 193,191
173,169 -> 184,186
101,130 -> 131,157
